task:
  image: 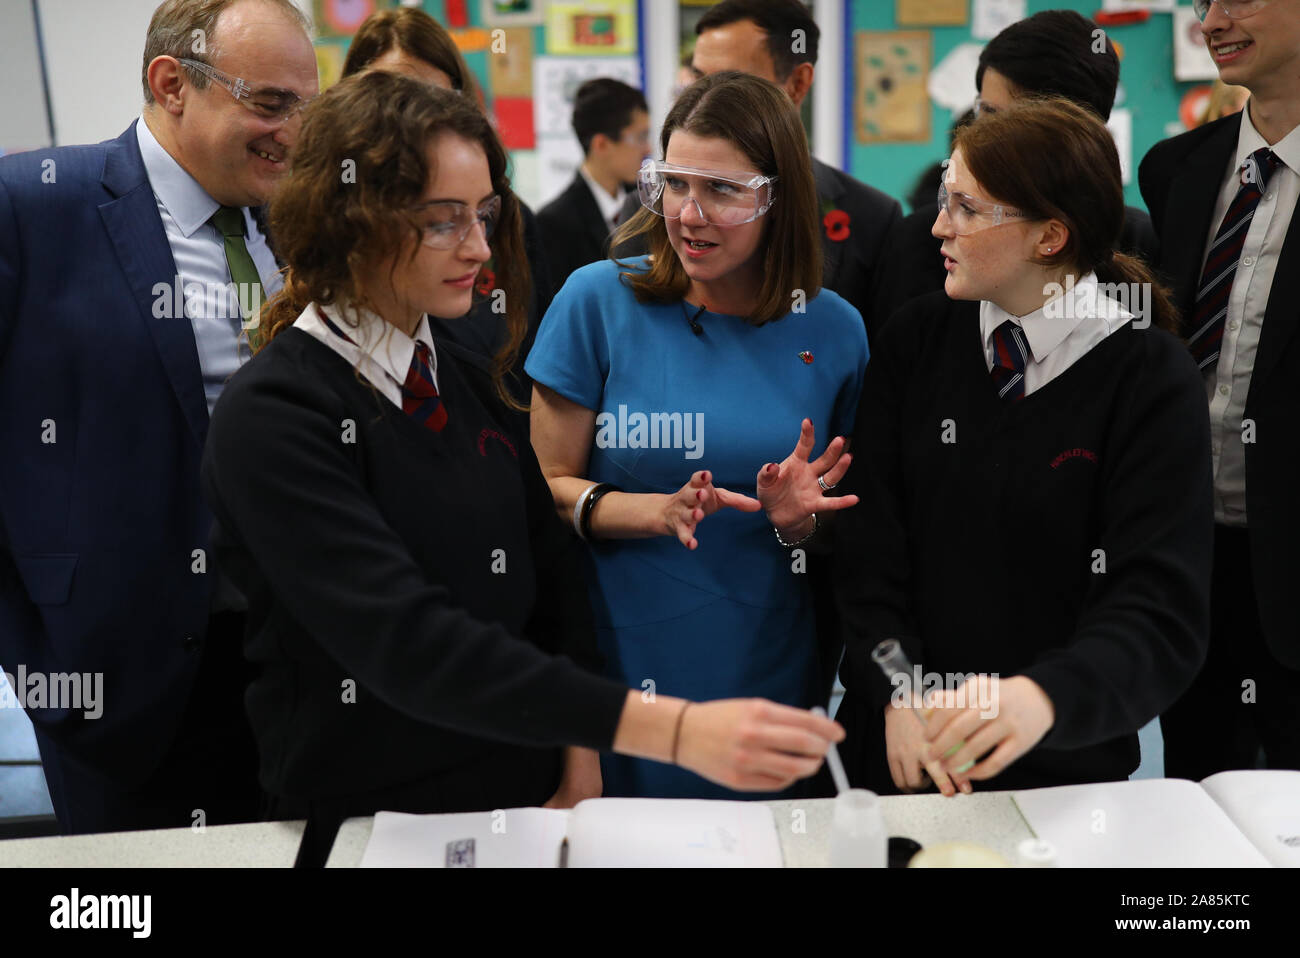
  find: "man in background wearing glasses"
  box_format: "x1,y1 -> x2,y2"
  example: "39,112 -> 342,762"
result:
1140,0 -> 1300,778
0,0 -> 317,833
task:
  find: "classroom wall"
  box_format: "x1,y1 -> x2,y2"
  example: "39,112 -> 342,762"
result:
850,0 -> 1196,213
2,0 -> 1207,214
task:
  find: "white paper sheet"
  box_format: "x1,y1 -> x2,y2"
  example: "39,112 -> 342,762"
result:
1201,770 -> 1300,868
1108,107 -> 1133,186
1173,5 -> 1219,81
928,43 -> 984,113
972,0 -> 1026,41
1013,779 -> 1270,867
360,807 -> 571,867
566,798 -> 783,868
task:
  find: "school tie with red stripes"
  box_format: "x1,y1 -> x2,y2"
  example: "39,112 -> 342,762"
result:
989,318 -> 1031,402
1187,147 -> 1282,371
403,340 -> 448,432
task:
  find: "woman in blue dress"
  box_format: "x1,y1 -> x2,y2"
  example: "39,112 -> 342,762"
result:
527,72 -> 868,799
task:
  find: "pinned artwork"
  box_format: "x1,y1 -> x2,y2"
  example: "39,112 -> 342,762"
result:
488,28 -> 534,98
896,0 -> 967,26
314,0 -> 393,39
855,31 -> 932,144
494,97 -> 535,150
480,0 -> 545,27
314,41 -> 347,91
1173,5 -> 1219,81
547,1 -> 637,57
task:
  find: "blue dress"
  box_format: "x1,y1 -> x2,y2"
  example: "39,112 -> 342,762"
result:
525,257 -> 868,798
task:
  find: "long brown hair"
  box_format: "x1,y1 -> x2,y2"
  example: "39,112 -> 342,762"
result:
611,70 -> 822,326
953,96 -> 1177,333
258,70 -> 528,407
341,6 -> 478,101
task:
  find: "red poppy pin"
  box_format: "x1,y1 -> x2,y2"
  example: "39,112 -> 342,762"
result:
823,209 -> 850,242
475,266 -> 496,296
798,350 -> 814,364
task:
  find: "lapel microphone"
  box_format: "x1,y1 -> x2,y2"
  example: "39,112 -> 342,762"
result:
686,302 -> 706,336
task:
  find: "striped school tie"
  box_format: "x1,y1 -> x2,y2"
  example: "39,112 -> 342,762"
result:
316,307 -> 447,432
989,319 -> 1030,402
403,340 -> 448,433
1187,148 -> 1282,371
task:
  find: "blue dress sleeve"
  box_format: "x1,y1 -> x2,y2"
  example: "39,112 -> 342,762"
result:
524,262 -> 615,411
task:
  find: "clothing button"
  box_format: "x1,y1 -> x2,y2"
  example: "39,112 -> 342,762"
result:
183,635 -> 201,653
1242,256 -> 1255,267
1228,320 -> 1240,330
1218,384 -> 1230,396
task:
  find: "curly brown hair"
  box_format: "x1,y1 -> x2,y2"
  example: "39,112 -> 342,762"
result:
257,70 -> 529,406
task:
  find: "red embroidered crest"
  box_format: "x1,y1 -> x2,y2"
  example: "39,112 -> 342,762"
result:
478,427 -> 517,458
1049,447 -> 1098,470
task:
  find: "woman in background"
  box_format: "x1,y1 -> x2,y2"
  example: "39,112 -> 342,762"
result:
527,71 -> 867,800
201,72 -> 843,842
342,5 -> 550,409
833,98 -> 1212,797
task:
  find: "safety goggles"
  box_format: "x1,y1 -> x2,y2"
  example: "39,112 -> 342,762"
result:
637,159 -> 778,227
937,178 -> 1034,236
1193,0 -> 1269,21
179,58 -> 316,125
409,195 -> 501,250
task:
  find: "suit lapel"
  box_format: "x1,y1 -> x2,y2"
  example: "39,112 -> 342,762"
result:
572,173 -> 614,256
1251,203 -> 1300,395
813,159 -> 845,289
1162,116 -> 1241,322
98,121 -> 208,446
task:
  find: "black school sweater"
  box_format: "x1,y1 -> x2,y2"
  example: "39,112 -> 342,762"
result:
201,326 -> 628,806
833,293 -> 1213,790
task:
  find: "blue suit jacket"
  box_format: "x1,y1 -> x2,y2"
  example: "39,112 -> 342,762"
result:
0,122 -> 217,785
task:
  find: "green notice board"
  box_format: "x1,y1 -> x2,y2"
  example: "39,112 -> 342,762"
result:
849,1 -> 1201,212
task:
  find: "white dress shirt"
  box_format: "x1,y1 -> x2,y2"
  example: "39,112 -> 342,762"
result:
979,272 -> 1132,396
1200,106 -> 1300,527
136,116 -> 282,415
579,164 -> 628,230
293,301 -> 440,408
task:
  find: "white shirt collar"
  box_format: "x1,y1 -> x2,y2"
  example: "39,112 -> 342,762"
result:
579,164 -> 627,227
1236,104 -> 1300,179
299,301 -> 436,388
135,115 -> 232,239
980,271 -> 1130,363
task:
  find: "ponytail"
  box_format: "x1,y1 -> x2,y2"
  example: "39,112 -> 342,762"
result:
1094,251 -> 1178,335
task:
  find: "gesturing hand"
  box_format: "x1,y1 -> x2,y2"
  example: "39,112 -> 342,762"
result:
664,470 -> 762,550
756,419 -> 859,533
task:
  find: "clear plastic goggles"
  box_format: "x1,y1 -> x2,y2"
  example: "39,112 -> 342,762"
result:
179,58 -> 315,125
1193,0 -> 1268,21
637,159 -> 778,227
410,195 -> 501,249
937,180 -> 1033,236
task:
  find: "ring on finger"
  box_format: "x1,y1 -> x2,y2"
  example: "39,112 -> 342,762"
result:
817,475 -> 834,493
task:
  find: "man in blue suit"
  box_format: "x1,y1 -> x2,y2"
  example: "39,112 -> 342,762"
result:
0,0 -> 318,833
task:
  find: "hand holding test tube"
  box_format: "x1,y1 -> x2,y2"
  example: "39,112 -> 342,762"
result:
870,639 -> 976,776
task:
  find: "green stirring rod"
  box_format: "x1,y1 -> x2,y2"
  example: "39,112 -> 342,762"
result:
870,639 -> 977,776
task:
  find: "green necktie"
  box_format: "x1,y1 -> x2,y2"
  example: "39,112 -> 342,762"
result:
210,206 -> 266,330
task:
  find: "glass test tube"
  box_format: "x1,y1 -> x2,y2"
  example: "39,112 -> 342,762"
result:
870,639 -> 976,775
